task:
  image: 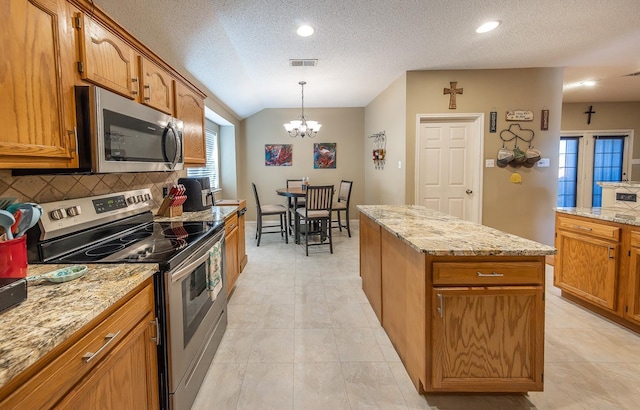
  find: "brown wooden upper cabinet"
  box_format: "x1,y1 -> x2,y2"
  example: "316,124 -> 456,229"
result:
174,81 -> 206,166
77,13 -> 138,99
139,56 -> 174,115
0,0 -> 78,169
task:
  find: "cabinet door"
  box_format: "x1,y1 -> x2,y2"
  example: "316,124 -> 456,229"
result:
55,313 -> 159,410
237,212 -> 247,272
139,57 -> 173,114
627,246 -> 640,325
555,230 -> 618,310
431,286 -> 544,392
1,0 -> 78,169
77,13 -> 138,99
175,81 -> 206,166
226,226 -> 239,297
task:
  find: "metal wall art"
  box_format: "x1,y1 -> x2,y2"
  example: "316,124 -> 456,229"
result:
369,131 -> 386,170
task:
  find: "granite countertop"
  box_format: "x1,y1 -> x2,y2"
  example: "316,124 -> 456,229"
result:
358,205 -> 556,256
155,206 -> 237,223
556,207 -> 640,227
0,263 -> 158,390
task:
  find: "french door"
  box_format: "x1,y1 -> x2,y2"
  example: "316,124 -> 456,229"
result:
558,131 -> 633,208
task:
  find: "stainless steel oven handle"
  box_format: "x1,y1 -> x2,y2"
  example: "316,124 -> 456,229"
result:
171,230 -> 224,283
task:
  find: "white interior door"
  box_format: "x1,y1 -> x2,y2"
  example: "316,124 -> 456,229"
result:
416,117 -> 482,223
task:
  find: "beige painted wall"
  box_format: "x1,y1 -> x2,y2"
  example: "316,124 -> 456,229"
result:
240,107 -> 365,221
561,102 -> 640,180
364,73 -> 407,205
401,68 -> 564,245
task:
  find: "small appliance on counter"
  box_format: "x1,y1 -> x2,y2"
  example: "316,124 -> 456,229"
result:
0,278 -> 27,313
178,177 -> 214,212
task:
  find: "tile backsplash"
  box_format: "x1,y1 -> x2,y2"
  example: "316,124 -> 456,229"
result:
0,170 -> 186,211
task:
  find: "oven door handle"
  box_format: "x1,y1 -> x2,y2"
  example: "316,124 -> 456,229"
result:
171,230 -> 224,283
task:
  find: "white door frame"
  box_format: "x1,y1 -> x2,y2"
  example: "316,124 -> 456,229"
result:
414,113 -> 484,223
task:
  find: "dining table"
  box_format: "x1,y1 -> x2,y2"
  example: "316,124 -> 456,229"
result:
276,187 -> 306,244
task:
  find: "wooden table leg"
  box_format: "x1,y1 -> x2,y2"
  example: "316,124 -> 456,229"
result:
294,197 -> 300,244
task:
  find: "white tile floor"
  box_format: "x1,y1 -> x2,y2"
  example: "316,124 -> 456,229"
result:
191,221 -> 640,410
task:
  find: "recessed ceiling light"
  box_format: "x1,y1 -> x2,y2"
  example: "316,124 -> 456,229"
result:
297,25 -> 315,37
580,80 -> 597,87
476,20 -> 501,33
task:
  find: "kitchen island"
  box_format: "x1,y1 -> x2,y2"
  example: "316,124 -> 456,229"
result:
0,263 -> 158,408
358,205 -> 555,394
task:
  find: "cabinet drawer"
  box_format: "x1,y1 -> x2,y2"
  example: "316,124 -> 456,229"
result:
225,212 -> 238,234
1,282 -> 153,409
433,261 -> 543,286
557,216 -> 620,241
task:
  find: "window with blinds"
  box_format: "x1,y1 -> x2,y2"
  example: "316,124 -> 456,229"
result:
187,129 -> 219,190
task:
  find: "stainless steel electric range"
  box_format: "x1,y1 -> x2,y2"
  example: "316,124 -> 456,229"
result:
26,188 -> 227,410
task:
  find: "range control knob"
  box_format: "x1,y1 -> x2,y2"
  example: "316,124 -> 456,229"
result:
66,205 -> 82,217
50,208 -> 66,221
127,196 -> 136,205
136,194 -> 144,202
144,193 -> 151,201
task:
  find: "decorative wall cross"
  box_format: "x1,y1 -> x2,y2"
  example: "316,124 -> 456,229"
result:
443,81 -> 463,109
584,105 -> 596,124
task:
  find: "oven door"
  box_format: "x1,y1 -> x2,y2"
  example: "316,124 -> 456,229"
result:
165,229 -> 226,403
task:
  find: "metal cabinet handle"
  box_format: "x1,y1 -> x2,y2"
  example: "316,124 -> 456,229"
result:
150,319 -> 160,346
608,246 -> 614,259
131,78 -> 139,95
144,84 -> 151,101
476,271 -> 504,277
436,294 -> 443,318
82,330 -> 121,363
571,225 -> 592,231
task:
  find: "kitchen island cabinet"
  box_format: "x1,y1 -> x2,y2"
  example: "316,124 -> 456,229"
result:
358,205 -> 555,394
0,264 -> 158,409
555,209 -> 640,332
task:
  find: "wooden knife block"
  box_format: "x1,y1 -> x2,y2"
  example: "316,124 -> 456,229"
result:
156,197 -> 183,217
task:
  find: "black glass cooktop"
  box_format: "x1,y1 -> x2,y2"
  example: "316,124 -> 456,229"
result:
33,212 -> 223,269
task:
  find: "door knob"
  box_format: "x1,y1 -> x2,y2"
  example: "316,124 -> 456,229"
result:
465,189 -> 473,194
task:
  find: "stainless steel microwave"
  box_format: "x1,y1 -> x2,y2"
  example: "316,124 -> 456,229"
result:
73,85 -> 184,173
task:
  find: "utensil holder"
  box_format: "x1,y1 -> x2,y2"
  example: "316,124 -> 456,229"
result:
0,235 -> 28,278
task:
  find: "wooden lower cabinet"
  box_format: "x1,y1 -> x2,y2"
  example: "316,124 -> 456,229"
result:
224,211 -> 240,297
0,279 -> 158,410
217,200 -> 248,275
554,230 -> 618,310
360,213 -> 545,394
431,286 -> 544,392
624,232 -> 640,326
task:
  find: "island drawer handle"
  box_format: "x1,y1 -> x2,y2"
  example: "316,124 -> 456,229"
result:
436,294 -> 443,318
477,272 -> 504,277
571,225 -> 592,231
82,330 -> 122,363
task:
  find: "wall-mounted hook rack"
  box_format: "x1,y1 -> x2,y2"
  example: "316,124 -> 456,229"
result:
369,131 -> 386,170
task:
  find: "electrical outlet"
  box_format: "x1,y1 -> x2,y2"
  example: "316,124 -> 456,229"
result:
537,158 -> 550,167
486,159 -> 495,168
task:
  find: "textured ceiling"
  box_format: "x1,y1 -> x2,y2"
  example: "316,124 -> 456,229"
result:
93,0 -> 640,119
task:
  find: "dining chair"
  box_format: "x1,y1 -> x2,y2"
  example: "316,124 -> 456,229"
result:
331,180 -> 353,237
296,185 -> 334,256
286,178 -> 306,233
252,183 -> 288,246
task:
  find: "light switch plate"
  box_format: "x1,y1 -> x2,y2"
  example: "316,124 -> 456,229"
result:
485,159 -> 495,168
537,158 -> 550,167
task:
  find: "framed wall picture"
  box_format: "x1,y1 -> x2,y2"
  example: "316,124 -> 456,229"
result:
313,143 -> 336,169
265,144 -> 292,166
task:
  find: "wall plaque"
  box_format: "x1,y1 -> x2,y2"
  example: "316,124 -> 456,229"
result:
506,110 -> 534,121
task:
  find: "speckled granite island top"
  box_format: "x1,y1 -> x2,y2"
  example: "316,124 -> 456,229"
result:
556,207 -> 640,227
358,205 -> 556,256
0,263 -> 157,389
154,206 -> 236,223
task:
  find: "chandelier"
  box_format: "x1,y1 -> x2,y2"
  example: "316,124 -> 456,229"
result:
284,81 -> 321,138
